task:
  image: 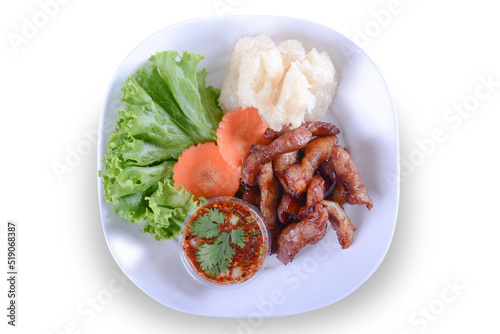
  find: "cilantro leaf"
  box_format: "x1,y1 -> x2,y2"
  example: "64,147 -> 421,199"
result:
208,264 -> 220,277
191,209 -> 250,277
195,243 -> 214,273
190,217 -> 219,238
206,208 -> 226,225
213,232 -> 235,264
230,228 -> 246,248
189,208 -> 225,238
217,260 -> 230,276
195,232 -> 235,277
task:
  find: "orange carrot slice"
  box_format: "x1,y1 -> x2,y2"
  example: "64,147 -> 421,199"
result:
217,107 -> 271,170
173,142 -> 240,201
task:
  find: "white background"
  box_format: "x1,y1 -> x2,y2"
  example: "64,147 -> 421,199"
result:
1,0 -> 499,333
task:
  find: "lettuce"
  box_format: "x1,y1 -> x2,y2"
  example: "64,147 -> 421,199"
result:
100,51 -> 222,240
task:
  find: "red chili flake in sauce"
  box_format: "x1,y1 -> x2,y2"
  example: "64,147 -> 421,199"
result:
183,199 -> 268,285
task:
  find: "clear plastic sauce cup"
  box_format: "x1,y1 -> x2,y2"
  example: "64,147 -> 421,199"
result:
180,197 -> 270,289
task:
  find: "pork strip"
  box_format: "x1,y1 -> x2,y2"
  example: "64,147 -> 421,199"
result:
241,127 -> 312,186
297,173 -> 327,219
326,180 -> 347,206
276,204 -> 328,264
306,173 -> 326,208
277,193 -> 304,225
318,158 -> 336,183
241,185 -> 260,206
322,200 -> 356,249
256,162 -> 281,253
330,145 -> 373,210
265,121 -> 340,140
282,135 -> 338,196
302,121 -> 340,137
273,151 -> 299,188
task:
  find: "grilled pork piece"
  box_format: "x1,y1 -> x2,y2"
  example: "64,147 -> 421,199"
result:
241,127 -> 312,186
281,136 -> 337,196
322,200 -> 357,249
256,162 -> 281,253
264,121 -> 340,140
329,145 -> 373,210
276,204 -> 329,264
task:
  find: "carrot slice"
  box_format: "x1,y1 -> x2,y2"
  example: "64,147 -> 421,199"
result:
217,107 -> 271,170
173,142 -> 240,201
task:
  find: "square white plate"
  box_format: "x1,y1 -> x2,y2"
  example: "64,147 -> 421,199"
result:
97,15 -> 399,317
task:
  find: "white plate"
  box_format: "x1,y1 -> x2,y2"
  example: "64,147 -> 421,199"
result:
97,15 -> 399,318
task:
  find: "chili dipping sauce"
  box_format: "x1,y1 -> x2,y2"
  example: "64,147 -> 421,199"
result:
181,197 -> 269,286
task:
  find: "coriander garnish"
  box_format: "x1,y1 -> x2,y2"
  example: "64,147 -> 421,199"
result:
190,208 -> 247,277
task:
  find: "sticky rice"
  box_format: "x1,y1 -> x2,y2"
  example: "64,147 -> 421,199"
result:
219,34 -> 338,131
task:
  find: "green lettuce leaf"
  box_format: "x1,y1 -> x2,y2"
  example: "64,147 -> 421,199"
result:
144,179 -> 206,240
99,50 -> 223,240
